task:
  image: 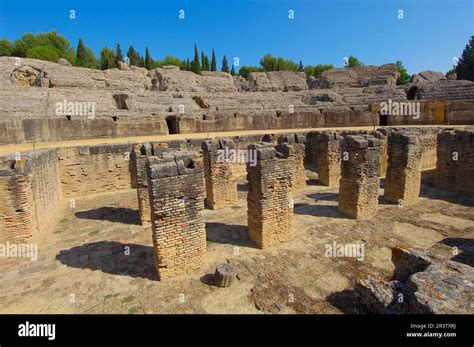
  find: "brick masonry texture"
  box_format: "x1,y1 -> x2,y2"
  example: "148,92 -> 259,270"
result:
312,131 -> 342,187
338,135 -> 381,218
435,129 -> 474,196
277,134 -> 307,193
146,153 -> 206,279
202,138 -> 238,209
247,143 -> 295,248
384,132 -> 422,205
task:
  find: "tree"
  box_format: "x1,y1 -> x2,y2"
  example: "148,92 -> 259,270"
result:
100,47 -> 116,70
230,64 -> 235,76
204,56 -> 210,71
238,65 -> 264,78
259,53 -> 299,71
145,47 -> 151,69
26,45 -> 60,62
396,60 -> 409,85
313,64 -> 334,77
201,51 -> 206,70
0,39 -> 14,56
455,36 -> 474,82
127,46 -> 141,66
298,61 -> 304,71
347,55 -> 364,67
76,38 -> 86,65
192,43 -> 201,74
221,55 -> 229,73
211,49 -> 217,71
115,43 -> 123,64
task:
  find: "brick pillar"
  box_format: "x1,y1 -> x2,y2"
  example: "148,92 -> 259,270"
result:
316,132 -> 342,187
434,129 -> 474,196
277,134 -> 306,193
338,135 -> 381,218
247,143 -> 294,248
146,153 -> 206,279
384,132 -> 422,206
201,138 -> 238,209
132,142 -> 169,225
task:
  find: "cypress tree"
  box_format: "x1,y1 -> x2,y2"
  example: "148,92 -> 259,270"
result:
221,55 -> 229,73
201,51 -> 205,70
204,56 -> 210,71
145,47 -> 151,69
211,48 -> 217,71
455,36 -> 474,81
115,43 -> 123,64
76,38 -> 86,66
298,60 -> 304,71
230,64 -> 235,76
186,58 -> 190,71
127,46 -> 138,66
193,43 -> 201,74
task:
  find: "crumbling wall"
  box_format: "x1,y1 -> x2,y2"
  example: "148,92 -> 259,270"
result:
338,135 -> 381,218
435,129 -> 474,196
276,134 -> 306,192
247,143 -> 295,248
146,153 -> 206,279
0,149 -> 61,243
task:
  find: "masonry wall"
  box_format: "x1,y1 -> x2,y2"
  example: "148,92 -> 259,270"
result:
384,132 -> 422,205
147,154 -> 206,279
338,135 -> 381,218
435,129 -> 474,196
247,143 -> 294,248
314,132 -> 342,187
276,134 -> 306,192
0,149 -> 61,243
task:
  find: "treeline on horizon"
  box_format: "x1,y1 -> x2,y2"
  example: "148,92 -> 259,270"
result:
1,32 -> 473,84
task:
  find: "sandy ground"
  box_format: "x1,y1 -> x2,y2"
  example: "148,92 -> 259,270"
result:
0,171 -> 472,314
0,125 -> 464,156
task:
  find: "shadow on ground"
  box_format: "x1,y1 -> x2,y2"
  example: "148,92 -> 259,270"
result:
56,241 -> 157,280
440,237 -> 474,267
75,207 -> 141,225
205,222 -> 257,248
294,203 -> 347,219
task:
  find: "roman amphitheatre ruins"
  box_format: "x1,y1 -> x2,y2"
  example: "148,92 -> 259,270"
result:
0,56 -> 473,314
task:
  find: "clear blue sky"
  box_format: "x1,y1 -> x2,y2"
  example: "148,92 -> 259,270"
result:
0,0 -> 473,74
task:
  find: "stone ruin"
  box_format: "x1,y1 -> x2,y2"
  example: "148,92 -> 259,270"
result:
1,56 -> 474,145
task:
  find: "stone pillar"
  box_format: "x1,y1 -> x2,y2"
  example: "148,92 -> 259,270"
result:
338,135 -> 381,218
316,132 -> 342,187
247,143 -> 295,248
435,129 -> 474,196
277,134 -> 306,193
384,132 -> 422,206
132,142 -> 169,225
146,153 -> 206,279
201,138 -> 238,209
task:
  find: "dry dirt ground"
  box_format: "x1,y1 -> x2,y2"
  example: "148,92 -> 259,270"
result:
0,171 -> 473,314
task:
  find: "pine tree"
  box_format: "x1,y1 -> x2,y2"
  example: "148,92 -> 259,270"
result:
230,64 -> 235,76
76,38 -> 86,66
115,43 -> 123,64
211,48 -> 217,71
455,36 -> 474,82
221,55 -> 229,73
127,46 -> 141,66
145,47 -> 151,70
100,47 -> 116,70
193,43 -> 201,74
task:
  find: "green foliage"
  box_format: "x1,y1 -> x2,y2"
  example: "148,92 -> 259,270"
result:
0,39 -> 14,56
347,55 -> 364,67
221,55 -> 229,73
115,43 -> 123,64
238,65 -> 264,78
75,38 -> 97,68
127,46 -> 141,67
76,38 -> 86,65
211,48 -> 217,71
455,36 -> 474,82
298,61 -> 304,72
302,64 -> 333,78
259,53 -> 299,72
145,47 -> 151,70
395,60 -> 410,85
100,47 -> 116,70
230,64 -> 235,76
193,43 -> 201,74
151,55 -> 182,69
26,45 -> 60,62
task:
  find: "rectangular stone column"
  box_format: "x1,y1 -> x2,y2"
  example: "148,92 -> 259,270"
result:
338,135 -> 381,218
146,152 -> 205,279
277,134 -> 306,193
247,143 -> 295,248
201,138 -> 238,209
316,132 -> 342,187
384,132 -> 422,206
435,129 -> 474,196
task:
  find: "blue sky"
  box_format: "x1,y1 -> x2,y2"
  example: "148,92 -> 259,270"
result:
0,0 -> 473,74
